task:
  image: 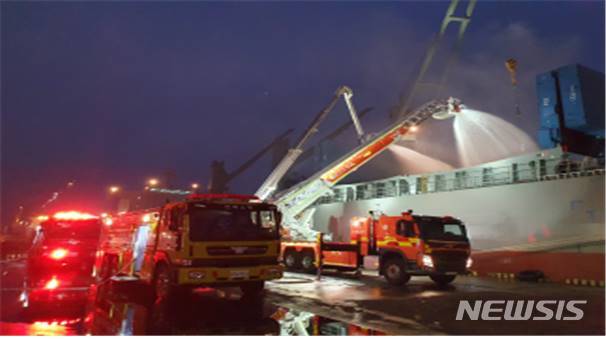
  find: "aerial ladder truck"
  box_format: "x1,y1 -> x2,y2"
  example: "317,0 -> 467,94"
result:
256,88 -> 471,285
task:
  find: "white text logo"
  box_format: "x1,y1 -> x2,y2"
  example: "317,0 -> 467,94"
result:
456,300 -> 586,321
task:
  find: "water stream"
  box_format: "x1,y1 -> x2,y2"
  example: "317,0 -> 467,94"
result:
452,108 -> 538,167
388,144 -> 454,174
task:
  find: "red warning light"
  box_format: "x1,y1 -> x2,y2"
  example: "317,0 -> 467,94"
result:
49,248 -> 68,260
44,277 -> 60,290
52,211 -> 98,220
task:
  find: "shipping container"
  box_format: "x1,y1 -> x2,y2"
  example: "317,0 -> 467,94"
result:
536,64 -> 604,149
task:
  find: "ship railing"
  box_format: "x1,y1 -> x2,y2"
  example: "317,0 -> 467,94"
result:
541,167 -> 605,181
315,158 -> 605,205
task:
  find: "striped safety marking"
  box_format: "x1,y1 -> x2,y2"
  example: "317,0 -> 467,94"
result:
565,278 -> 605,288
377,240 -> 413,247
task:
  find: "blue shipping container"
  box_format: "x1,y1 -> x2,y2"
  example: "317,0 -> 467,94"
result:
557,64 -> 605,135
536,64 -> 605,149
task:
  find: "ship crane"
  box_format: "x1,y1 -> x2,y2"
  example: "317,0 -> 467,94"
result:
208,128 -> 294,193
255,86 -> 365,201
266,97 -> 461,241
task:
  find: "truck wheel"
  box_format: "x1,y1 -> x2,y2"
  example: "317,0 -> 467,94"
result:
383,258 -> 410,285
153,263 -> 187,303
154,264 -> 171,301
300,251 -> 316,273
430,274 -> 456,285
283,250 -> 300,270
151,264 -> 191,308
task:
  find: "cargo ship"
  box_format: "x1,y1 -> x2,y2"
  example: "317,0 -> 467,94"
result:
308,64 -> 605,283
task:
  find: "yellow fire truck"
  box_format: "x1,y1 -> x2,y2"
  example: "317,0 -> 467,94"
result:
93,194 -> 283,302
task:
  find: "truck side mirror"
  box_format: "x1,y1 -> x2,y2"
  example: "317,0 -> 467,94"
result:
167,208 -> 183,232
276,211 -> 283,227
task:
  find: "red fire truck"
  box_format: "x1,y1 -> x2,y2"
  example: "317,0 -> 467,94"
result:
282,210 -> 472,285
21,211 -> 102,314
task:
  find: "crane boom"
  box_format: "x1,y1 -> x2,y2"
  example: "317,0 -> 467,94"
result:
342,90 -> 365,141
255,86 -> 364,200
395,0 -> 476,120
294,107 -> 373,168
208,128 -> 294,193
227,128 -> 294,181
274,98 -> 460,240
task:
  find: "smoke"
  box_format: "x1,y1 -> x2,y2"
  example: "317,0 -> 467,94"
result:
339,21 -> 584,180
444,22 -> 582,135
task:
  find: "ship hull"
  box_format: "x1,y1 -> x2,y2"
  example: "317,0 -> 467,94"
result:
312,174 -> 605,283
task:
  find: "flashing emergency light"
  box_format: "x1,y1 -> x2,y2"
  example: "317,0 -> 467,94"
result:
44,277 -> 60,290
49,248 -> 68,260
36,215 -> 49,222
53,211 -> 98,220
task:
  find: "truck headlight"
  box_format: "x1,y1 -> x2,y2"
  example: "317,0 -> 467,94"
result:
466,257 -> 473,269
422,255 -> 434,268
188,271 -> 205,280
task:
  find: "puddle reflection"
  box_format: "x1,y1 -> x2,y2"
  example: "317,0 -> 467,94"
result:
83,284 -> 279,335
271,307 -> 387,336
6,282 -> 387,335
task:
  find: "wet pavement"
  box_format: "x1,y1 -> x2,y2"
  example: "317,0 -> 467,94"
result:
268,271 -> 605,335
1,260 -> 604,335
0,260 -> 385,335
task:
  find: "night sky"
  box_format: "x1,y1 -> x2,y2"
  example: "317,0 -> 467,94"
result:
2,1 -> 604,226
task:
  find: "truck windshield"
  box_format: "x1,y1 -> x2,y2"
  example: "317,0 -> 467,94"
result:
419,221 -> 468,241
188,204 -> 278,241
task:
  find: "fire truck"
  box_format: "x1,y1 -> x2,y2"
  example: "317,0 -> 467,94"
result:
93,194 -> 283,303
282,211 -> 471,285
254,87 -> 469,284
21,211 -> 103,314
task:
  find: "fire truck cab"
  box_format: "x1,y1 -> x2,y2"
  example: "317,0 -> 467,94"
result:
282,210 -> 471,285
356,211 -> 471,285
21,211 -> 102,313
94,194 -> 283,303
